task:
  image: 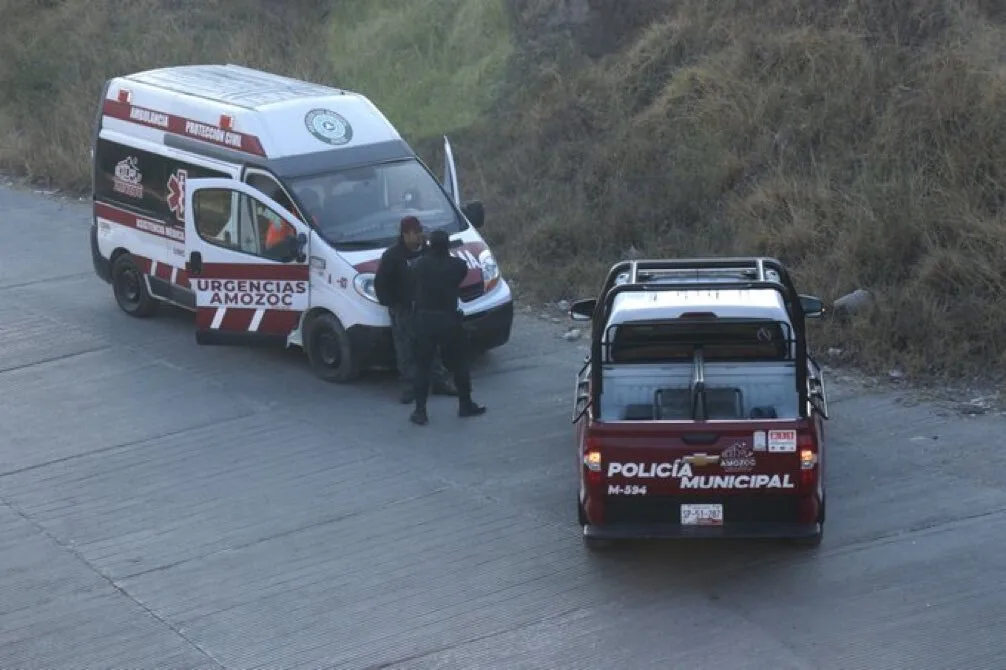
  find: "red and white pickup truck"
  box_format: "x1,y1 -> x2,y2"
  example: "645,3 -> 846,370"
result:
570,257 -> 830,550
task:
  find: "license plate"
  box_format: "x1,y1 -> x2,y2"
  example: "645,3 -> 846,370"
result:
680,503 -> 723,526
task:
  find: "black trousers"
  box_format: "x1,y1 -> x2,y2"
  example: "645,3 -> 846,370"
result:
413,309 -> 472,408
389,303 -> 450,386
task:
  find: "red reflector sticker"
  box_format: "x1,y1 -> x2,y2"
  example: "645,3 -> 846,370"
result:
767,429 -> 797,452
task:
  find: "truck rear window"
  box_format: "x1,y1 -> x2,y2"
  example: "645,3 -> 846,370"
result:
608,320 -> 792,362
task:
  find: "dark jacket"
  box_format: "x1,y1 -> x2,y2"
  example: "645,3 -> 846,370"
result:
374,239 -> 424,308
412,250 -> 468,314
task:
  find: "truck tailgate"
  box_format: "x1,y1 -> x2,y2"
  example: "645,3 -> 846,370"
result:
592,420 -> 811,496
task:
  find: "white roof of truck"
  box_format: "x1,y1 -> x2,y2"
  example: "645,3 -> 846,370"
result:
607,287 -> 790,327
103,64 -> 403,159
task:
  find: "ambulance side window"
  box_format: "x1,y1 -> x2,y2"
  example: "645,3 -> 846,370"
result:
192,189 -> 243,251
246,173 -> 299,220
94,140 -> 166,217
94,138 -> 230,227
192,189 -> 293,260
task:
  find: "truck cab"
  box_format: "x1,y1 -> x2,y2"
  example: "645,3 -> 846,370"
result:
569,257 -> 830,550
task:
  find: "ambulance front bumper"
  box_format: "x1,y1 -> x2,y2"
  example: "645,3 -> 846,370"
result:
463,299 -> 514,351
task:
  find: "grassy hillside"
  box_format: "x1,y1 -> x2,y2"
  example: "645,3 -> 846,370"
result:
1,0 -> 1005,380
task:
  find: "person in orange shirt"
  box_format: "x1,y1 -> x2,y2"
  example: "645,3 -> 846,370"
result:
264,213 -> 296,249
257,189 -> 298,258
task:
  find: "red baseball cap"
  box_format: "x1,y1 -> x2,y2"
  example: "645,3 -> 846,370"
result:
400,215 -> 423,234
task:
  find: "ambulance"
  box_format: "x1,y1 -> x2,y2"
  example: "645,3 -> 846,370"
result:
89,64 -> 514,382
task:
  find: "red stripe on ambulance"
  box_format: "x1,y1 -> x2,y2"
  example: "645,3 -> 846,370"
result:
103,99 -> 267,157
197,263 -> 308,281
132,255 -> 152,274
352,240 -> 486,286
95,201 -> 183,243
258,310 -> 301,334
195,306 -> 300,334
219,308 -> 257,331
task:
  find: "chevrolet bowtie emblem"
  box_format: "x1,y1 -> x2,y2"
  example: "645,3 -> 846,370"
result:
684,453 -> 720,467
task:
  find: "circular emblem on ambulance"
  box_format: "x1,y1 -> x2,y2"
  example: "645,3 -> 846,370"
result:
304,109 -> 353,146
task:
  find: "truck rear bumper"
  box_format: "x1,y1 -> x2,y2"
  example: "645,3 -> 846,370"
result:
584,521 -> 820,541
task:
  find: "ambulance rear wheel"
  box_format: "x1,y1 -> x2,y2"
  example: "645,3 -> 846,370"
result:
112,253 -> 157,318
305,312 -> 360,383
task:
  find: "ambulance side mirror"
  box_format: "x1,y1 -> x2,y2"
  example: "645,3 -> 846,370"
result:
462,200 -> 484,229
293,232 -> 307,263
276,232 -> 307,263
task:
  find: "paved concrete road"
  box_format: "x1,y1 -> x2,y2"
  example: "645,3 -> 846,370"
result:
2,185 -> 1006,669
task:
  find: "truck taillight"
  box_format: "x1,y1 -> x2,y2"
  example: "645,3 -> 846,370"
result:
583,438 -> 603,484
798,431 -> 818,486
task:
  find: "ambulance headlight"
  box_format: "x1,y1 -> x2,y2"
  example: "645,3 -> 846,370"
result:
479,249 -> 500,290
353,273 -> 379,303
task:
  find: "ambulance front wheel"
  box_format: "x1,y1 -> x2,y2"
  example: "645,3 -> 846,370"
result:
112,253 -> 157,318
305,312 -> 360,383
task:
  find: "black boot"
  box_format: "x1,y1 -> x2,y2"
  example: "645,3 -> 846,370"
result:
410,405 -> 428,425
458,399 -> 486,418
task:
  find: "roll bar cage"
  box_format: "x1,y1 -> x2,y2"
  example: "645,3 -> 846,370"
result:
572,257 -> 818,421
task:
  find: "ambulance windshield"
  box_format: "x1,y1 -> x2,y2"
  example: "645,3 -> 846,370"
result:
286,158 -> 464,249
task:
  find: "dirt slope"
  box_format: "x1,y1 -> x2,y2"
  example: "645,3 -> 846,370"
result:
1,0 -> 1004,379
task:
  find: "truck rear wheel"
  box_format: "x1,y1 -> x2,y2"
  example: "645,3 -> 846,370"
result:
792,527 -> 823,548
792,498 -> 825,547
582,533 -> 613,551
112,253 -> 157,318
305,312 -> 360,383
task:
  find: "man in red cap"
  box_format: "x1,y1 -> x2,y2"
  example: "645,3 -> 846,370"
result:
375,215 -> 457,403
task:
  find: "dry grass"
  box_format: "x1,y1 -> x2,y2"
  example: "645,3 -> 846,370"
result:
327,0 -> 513,139
0,0 -> 336,186
471,0 -> 1006,379
1,0 -> 1005,379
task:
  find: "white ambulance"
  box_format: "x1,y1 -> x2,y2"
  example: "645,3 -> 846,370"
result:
89,64 -> 514,382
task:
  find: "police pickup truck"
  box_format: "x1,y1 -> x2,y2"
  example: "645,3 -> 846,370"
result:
569,257 -> 830,550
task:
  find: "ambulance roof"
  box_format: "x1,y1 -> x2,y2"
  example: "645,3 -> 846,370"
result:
105,64 -> 406,161
122,64 -> 348,110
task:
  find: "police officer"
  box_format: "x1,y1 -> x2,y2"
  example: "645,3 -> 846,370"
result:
374,216 -> 457,403
409,229 -> 486,426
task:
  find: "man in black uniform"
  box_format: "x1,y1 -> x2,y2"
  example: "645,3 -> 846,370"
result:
374,216 -> 456,403
409,229 -> 486,426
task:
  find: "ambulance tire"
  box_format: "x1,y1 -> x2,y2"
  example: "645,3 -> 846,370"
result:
305,312 -> 360,383
112,253 -> 157,318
